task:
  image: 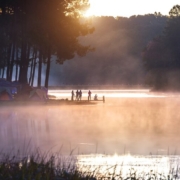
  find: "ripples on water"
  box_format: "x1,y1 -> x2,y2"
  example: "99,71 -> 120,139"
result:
76,154 -> 175,177
1,89 -> 180,174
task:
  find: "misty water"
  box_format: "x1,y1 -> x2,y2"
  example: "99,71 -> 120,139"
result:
1,89 -> 180,155
1,89 -> 180,175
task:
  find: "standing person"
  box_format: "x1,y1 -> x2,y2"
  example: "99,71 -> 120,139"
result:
71,90 -> 75,101
76,90 -> 79,101
94,94 -> 98,100
88,90 -> 91,101
79,90 -> 82,101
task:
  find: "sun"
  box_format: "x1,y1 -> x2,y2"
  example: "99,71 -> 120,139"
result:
84,0 -> 150,17
84,0 -> 124,17
83,0 -> 180,18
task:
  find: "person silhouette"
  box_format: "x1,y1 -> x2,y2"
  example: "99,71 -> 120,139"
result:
79,90 -> 82,101
94,94 -> 98,100
71,90 -> 75,101
76,90 -> 79,101
88,90 -> 91,101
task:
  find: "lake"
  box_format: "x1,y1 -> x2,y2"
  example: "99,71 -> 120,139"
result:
1,89 -> 180,154
1,89 -> 180,175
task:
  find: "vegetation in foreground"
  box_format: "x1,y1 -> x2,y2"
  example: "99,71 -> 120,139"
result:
0,152 -> 91,180
0,151 -> 179,180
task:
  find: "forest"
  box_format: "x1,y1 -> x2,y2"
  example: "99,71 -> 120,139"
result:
50,14 -> 167,87
55,6 -> 180,91
0,0 -> 93,88
0,1 -> 180,90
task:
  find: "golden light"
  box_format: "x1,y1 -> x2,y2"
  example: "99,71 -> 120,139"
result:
84,0 -> 132,17
48,89 -> 167,99
76,154 -> 170,177
84,0 -> 180,18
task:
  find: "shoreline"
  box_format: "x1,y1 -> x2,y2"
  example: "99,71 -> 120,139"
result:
0,99 -> 99,107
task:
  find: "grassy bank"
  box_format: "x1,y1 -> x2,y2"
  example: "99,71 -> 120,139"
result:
0,151 -> 178,180
0,152 -> 95,180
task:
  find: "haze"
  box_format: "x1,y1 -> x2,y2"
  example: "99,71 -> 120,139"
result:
85,0 -> 180,17
1,95 -> 180,155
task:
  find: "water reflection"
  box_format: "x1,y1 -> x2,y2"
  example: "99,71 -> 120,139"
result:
49,89 -> 168,98
0,106 -> 51,152
76,154 -> 171,178
0,95 -> 180,155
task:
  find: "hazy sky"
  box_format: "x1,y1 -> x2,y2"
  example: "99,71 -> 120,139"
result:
85,0 -> 180,17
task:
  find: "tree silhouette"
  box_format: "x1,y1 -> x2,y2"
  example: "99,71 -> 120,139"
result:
142,5 -> 180,90
164,5 -> 180,67
0,0 -> 94,88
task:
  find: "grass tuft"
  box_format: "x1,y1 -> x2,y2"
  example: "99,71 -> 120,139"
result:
0,151 -> 179,180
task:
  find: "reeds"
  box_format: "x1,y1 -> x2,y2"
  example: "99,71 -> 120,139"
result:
0,149 -> 97,180
0,150 -> 179,180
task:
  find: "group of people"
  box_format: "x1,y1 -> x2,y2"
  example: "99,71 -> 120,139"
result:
71,90 -> 98,101
71,90 -> 82,101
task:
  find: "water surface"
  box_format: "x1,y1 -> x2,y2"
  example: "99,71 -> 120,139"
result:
0,89 -> 180,156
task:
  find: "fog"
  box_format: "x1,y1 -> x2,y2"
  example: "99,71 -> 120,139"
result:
47,15 -> 167,86
1,94 -> 180,156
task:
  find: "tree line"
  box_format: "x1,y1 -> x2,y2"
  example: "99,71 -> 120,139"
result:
52,8 -> 180,90
0,0 -> 94,88
142,5 -> 180,90
48,14 -> 167,86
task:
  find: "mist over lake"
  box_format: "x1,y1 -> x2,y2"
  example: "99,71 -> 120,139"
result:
1,89 -> 180,156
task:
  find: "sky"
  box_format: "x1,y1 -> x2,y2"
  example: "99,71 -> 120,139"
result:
84,0 -> 180,17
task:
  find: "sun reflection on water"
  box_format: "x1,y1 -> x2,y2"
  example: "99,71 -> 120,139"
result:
48,89 -> 168,99
76,154 -> 171,178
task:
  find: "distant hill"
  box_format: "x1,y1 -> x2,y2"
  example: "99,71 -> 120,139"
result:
49,14 -> 167,86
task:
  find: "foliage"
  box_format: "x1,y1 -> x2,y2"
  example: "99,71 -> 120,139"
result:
49,15 -> 167,86
0,150 -> 96,180
164,5 -> 180,67
0,0 -> 94,87
0,152 -> 179,180
142,5 -> 180,90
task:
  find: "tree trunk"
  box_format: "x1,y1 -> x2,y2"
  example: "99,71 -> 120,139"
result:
9,4 -> 16,82
2,67 -> 5,78
29,48 -> 36,84
6,44 -> 12,81
19,45 -> 28,84
15,47 -> 19,81
26,44 -> 31,84
37,49 -> 42,87
9,43 -> 16,81
31,50 -> 37,87
45,45 -> 51,88
19,2 -> 28,84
